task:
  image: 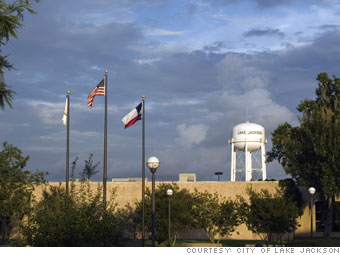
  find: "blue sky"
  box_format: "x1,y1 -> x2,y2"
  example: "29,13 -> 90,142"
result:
2,0 -> 340,182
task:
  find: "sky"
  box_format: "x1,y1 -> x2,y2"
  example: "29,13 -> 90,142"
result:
2,0 -> 340,182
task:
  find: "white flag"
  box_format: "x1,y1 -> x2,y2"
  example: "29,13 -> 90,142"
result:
62,97 -> 68,126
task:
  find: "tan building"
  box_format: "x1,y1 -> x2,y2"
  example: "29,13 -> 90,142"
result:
178,173 -> 196,182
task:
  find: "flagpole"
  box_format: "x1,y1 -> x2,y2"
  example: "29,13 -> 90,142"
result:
142,95 -> 146,247
66,90 -> 70,194
103,70 -> 108,207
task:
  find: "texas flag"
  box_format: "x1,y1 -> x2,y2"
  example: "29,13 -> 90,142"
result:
122,102 -> 143,129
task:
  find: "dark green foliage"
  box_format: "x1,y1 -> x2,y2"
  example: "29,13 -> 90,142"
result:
214,199 -> 241,240
116,203 -> 139,240
267,73 -> 340,239
22,183 -> 123,247
0,141 -> 45,244
135,183 -> 196,246
70,156 -> 78,178
0,0 -> 39,110
279,178 -> 305,216
239,188 -> 300,245
135,184 -> 241,245
191,189 -> 220,241
79,153 -> 99,180
0,81 -> 14,110
192,190 -> 241,243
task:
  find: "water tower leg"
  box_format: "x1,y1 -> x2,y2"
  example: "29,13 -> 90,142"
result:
231,143 -> 236,182
247,150 -> 252,182
261,143 -> 266,181
245,143 -> 252,182
245,143 -> 248,181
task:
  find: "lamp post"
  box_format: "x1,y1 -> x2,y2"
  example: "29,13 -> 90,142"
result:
215,172 -> 223,181
308,187 -> 316,238
167,188 -> 173,246
147,156 -> 160,247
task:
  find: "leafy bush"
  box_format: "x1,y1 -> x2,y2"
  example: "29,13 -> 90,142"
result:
0,141 -> 45,245
22,183 -> 123,246
135,183 -> 241,245
135,183 -> 196,246
239,188 -> 300,245
192,190 -> 241,243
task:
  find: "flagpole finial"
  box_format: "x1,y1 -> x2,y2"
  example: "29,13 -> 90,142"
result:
142,95 -> 146,99
67,90 -> 71,94
105,69 -> 108,73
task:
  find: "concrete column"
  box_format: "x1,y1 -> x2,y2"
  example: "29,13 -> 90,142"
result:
245,143 -> 252,182
231,142 -> 236,182
246,149 -> 252,182
261,142 -> 266,181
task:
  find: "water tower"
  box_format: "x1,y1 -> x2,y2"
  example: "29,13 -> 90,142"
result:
229,121 -> 267,182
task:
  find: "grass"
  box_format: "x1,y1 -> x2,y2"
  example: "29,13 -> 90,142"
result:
289,237 -> 340,247
177,239 -> 265,247
8,236 -> 340,247
121,237 -> 340,247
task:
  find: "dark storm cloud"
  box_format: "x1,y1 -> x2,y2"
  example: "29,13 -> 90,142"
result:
142,51 -> 222,96
253,0 -> 299,8
243,28 -> 285,38
206,0 -> 312,9
185,3 -> 199,15
203,41 -> 233,53
3,0 -> 340,182
194,29 -> 340,180
267,29 -> 340,99
5,9 -> 145,102
318,24 -> 340,31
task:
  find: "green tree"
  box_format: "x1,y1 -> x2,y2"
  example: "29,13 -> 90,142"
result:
70,156 -> 78,179
22,183 -> 123,246
0,0 -> 39,110
79,153 -> 99,180
135,183 -> 196,246
192,190 -> 240,244
116,203 -> 139,240
0,141 -> 45,244
279,178 -> 305,216
267,73 -> 340,239
215,200 -> 241,241
239,188 -> 300,245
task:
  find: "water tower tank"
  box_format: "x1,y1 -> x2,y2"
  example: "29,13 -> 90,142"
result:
232,122 -> 265,152
230,121 -> 267,182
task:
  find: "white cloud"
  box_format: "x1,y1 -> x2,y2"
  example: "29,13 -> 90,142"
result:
23,145 -> 65,152
175,124 -> 209,148
71,130 -> 101,137
143,28 -> 185,36
217,54 -> 269,91
204,88 -> 293,150
133,58 -> 161,65
27,101 -> 65,125
129,41 -> 192,57
219,89 -> 293,130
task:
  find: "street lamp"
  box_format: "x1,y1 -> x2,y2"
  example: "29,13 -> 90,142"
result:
167,188 -> 173,246
215,172 -> 223,181
147,156 -> 160,247
308,187 -> 316,238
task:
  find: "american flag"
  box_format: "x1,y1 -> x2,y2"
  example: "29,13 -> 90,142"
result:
87,79 -> 105,108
